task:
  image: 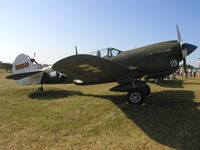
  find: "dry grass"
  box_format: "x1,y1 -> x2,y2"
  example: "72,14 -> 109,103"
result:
0,70 -> 200,150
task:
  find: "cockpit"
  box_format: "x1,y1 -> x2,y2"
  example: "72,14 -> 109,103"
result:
90,47 -> 121,58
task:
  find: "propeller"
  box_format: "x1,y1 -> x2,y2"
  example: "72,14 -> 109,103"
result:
176,25 -> 183,43
27,52 -> 41,67
176,25 -> 187,78
176,25 -> 197,78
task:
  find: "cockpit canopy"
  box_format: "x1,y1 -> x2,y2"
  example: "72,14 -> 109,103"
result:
90,47 -> 121,58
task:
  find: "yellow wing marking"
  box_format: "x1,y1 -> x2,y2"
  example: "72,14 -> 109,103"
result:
78,64 -> 103,72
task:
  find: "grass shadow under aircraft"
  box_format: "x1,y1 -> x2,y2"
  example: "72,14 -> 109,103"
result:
91,90 -> 200,150
148,79 -> 184,88
50,89 -> 198,150
28,90 -> 82,100
27,88 -> 200,149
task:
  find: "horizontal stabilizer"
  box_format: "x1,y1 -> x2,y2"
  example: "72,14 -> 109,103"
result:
6,71 -> 42,80
53,54 -> 135,84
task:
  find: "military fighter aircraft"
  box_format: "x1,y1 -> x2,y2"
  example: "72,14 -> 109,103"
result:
52,25 -> 197,104
6,54 -> 73,91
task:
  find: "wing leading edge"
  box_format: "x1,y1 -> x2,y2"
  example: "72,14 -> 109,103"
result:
52,54 -> 136,84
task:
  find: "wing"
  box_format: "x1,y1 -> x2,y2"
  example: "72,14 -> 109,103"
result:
52,54 -> 136,84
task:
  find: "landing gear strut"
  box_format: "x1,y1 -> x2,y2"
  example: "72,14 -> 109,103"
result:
37,84 -> 44,92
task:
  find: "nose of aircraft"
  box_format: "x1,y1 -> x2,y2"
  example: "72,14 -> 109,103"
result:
182,43 -> 198,56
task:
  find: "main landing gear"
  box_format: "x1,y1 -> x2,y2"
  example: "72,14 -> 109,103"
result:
127,84 -> 150,104
127,89 -> 144,104
109,81 -> 151,104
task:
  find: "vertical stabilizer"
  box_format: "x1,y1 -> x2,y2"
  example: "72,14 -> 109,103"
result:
12,54 -> 39,74
9,54 -> 44,85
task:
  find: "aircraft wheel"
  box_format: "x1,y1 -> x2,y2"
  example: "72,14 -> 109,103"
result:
37,87 -> 44,92
127,89 -> 145,104
154,78 -> 160,84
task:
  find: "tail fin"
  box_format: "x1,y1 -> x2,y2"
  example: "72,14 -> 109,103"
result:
7,54 -> 43,85
12,53 -> 39,74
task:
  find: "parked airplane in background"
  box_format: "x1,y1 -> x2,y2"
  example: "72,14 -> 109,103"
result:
6,54 -> 72,91
0,61 -> 12,72
52,25 -> 197,104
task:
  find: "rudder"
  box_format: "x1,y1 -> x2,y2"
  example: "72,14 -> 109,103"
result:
12,54 -> 39,74
7,54 -> 44,85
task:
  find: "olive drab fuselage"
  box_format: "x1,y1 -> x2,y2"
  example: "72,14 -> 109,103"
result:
108,41 -> 182,77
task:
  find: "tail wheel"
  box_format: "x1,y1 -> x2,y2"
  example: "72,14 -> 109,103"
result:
37,87 -> 44,92
127,89 -> 145,104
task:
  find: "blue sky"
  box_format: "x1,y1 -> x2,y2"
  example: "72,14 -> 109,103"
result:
0,0 -> 200,66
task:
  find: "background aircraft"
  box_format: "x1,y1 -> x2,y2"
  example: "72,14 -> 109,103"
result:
52,26 -> 197,104
0,61 -> 12,72
6,54 -> 73,91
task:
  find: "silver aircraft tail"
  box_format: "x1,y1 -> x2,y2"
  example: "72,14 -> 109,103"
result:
6,54 -> 44,85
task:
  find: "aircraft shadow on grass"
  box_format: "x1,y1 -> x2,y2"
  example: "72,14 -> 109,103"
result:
28,89 -> 200,150
184,82 -> 200,86
28,90 -> 82,100
150,79 -> 200,88
93,90 -> 200,150
148,80 -> 184,88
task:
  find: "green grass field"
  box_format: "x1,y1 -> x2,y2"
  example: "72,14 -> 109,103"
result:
0,70 -> 200,150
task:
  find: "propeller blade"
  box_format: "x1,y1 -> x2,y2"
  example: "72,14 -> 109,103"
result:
176,24 -> 183,42
183,58 -> 187,78
33,52 -> 36,58
176,25 -> 187,59
75,46 -> 78,55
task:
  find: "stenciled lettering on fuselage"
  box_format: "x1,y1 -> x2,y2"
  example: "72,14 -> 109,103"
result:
15,62 -> 29,70
78,64 -> 103,72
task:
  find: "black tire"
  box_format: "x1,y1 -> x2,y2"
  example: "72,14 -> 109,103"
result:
154,78 -> 160,84
127,89 -> 145,104
37,87 -> 44,92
